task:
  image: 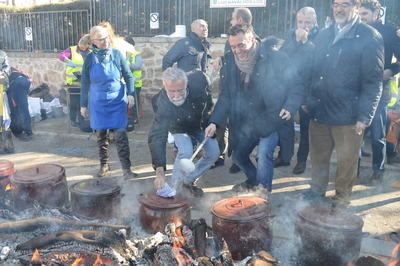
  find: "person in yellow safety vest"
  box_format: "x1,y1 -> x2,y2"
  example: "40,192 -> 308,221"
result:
388,75 -> 399,109
125,36 -> 143,124
58,34 -> 90,127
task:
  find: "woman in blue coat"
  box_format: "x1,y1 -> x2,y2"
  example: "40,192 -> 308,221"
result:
80,26 -> 136,178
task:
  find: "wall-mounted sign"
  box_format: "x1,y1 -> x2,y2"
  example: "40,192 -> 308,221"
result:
150,12 -> 159,29
25,27 -> 33,41
210,0 -> 266,8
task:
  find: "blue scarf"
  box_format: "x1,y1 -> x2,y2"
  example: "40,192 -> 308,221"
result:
92,45 -> 112,63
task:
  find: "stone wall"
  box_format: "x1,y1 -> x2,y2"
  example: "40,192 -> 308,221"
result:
7,37 -> 226,100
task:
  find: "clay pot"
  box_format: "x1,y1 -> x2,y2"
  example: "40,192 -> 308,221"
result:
211,196 -> 272,260
11,164 -> 69,210
0,159 -> 14,190
295,203 -> 364,266
70,179 -> 121,220
138,192 -> 191,233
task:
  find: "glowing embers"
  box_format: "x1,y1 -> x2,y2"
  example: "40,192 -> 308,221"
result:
28,249 -> 115,266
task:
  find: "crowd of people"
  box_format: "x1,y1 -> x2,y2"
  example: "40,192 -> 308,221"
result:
1,0 -> 399,208
149,0 -> 400,208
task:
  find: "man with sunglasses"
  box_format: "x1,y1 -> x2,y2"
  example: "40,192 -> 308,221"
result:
305,0 -> 384,207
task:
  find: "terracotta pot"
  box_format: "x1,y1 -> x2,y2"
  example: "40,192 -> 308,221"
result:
0,160 -> 14,190
70,179 -> 121,220
11,164 -> 69,210
295,203 -> 364,266
211,196 -> 272,260
138,192 -> 191,234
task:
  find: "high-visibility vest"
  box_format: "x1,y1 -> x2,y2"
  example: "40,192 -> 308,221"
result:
388,76 -> 399,109
65,46 -> 84,85
128,50 -> 143,89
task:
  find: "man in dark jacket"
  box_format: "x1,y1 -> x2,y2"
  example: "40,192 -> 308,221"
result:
306,0 -> 384,206
149,68 -> 219,197
359,0 -> 400,182
205,25 -> 303,192
279,7 -> 318,174
162,19 -> 210,72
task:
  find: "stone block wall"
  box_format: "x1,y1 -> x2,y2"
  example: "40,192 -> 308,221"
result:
7,37 -> 226,102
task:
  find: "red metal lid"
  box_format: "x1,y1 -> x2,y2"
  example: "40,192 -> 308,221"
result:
138,192 -> 189,209
297,204 -> 364,231
0,160 -> 14,177
211,196 -> 269,222
70,179 -> 120,196
12,164 -> 65,184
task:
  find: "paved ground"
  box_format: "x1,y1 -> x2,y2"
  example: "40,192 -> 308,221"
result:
2,111 -> 400,263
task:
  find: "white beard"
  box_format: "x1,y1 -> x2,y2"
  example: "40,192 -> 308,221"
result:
168,89 -> 187,106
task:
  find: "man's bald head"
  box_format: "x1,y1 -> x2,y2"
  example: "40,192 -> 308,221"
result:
191,19 -> 208,39
231,7 -> 252,26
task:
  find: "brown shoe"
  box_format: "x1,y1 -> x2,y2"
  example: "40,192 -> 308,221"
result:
123,168 -> 138,179
97,164 -> 110,177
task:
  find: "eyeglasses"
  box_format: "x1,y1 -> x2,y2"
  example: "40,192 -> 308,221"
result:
332,2 -> 353,9
93,37 -> 108,42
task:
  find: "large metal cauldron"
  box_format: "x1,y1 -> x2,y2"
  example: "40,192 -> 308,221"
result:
138,192 -> 191,234
211,196 -> 272,260
70,179 -> 121,220
0,160 -> 14,190
295,203 -> 364,266
11,164 -> 68,210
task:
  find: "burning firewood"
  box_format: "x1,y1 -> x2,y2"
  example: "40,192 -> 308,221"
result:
0,217 -> 131,235
30,249 -> 42,266
245,250 -> 278,266
16,230 -> 125,250
190,218 -> 208,257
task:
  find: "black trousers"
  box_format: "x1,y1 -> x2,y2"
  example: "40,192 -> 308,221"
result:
296,108 -> 311,163
97,130 -> 131,169
277,119 -> 295,163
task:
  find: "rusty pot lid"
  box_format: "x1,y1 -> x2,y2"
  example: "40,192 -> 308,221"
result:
0,160 -> 14,177
12,164 -> 65,184
70,179 -> 120,196
138,192 -> 189,209
211,196 -> 269,222
297,203 -> 364,231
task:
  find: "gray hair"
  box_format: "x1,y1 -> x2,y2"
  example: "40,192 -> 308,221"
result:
162,67 -> 188,86
89,25 -> 109,40
191,19 -> 207,29
233,8 -> 252,25
297,6 -> 317,24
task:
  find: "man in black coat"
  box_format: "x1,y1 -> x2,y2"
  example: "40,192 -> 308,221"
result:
162,19 -> 210,73
306,0 -> 384,206
149,68 -> 219,197
278,6 -> 318,174
359,0 -> 400,182
205,24 -> 303,192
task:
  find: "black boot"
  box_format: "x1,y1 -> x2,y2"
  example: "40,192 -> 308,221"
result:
97,130 -> 110,176
115,131 -> 137,177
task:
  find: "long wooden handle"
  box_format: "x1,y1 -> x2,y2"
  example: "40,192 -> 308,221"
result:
191,137 -> 208,161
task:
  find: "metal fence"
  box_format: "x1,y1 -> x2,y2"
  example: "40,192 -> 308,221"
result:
0,10 -> 90,52
1,0 -> 399,52
90,0 -> 333,38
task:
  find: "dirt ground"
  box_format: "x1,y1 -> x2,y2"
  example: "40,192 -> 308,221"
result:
1,110 -> 400,263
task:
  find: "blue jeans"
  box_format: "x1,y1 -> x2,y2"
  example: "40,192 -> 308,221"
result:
368,103 -> 387,172
257,132 -> 279,191
171,132 -> 219,188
